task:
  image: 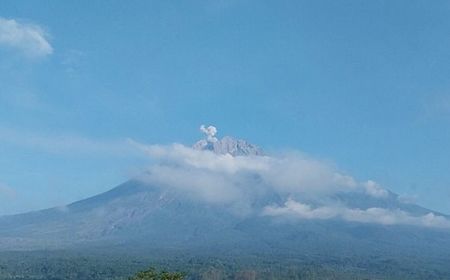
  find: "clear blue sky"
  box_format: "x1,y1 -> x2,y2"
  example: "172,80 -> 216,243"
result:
1,0 -> 450,215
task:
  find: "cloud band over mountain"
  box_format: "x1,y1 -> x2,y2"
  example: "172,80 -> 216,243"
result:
133,138 -> 450,229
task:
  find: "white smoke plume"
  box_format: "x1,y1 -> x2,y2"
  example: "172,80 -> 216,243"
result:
200,125 -> 218,143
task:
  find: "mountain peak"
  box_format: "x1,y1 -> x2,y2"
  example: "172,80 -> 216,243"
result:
193,125 -> 263,156
193,136 -> 264,156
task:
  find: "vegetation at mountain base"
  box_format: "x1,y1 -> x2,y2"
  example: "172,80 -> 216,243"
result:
129,267 -> 184,280
0,250 -> 449,280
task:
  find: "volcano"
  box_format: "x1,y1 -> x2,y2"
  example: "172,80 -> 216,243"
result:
1,133 -> 450,277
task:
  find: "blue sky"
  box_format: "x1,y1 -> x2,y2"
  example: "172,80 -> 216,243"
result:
0,0 -> 450,215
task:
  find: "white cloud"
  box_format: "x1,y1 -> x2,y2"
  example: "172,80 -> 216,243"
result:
263,198 -> 450,229
364,180 -> 389,198
136,142 -> 269,174
141,164 -> 242,204
136,143 -> 358,198
262,154 -> 358,195
131,141 -> 450,228
263,198 -> 337,220
0,17 -> 52,57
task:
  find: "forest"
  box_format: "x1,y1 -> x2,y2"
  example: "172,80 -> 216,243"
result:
0,249 -> 449,280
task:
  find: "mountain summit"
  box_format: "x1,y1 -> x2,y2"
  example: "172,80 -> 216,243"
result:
193,125 -> 263,156
193,136 -> 263,156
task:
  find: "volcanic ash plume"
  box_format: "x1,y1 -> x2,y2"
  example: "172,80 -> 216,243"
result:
200,125 -> 218,143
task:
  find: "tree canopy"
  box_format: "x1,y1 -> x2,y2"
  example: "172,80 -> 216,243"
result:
129,267 -> 184,280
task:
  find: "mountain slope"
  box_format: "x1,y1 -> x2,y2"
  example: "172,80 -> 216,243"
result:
0,177 -> 449,256
0,135 -> 449,272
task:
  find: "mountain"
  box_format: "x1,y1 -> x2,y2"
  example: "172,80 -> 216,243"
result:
1,177 -> 449,256
1,136 -> 450,278
193,136 -> 263,156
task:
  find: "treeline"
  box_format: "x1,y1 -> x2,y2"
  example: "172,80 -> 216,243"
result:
0,251 -> 449,280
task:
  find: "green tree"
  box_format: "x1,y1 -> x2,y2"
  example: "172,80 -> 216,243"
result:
129,267 -> 184,280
